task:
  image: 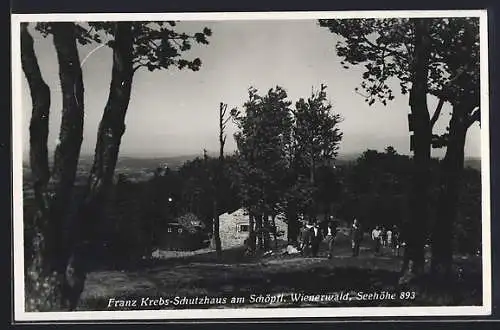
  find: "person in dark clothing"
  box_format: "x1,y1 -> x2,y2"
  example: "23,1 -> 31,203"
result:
350,218 -> 363,256
392,225 -> 401,257
310,220 -> 322,257
381,227 -> 387,247
371,225 -> 382,254
299,221 -> 313,257
325,219 -> 338,259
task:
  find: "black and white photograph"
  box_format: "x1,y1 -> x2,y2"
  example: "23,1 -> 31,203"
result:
11,10 -> 491,321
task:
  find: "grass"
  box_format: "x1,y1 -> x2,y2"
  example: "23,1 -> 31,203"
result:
78,235 -> 482,311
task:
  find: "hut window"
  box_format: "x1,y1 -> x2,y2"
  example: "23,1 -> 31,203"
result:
238,224 -> 249,232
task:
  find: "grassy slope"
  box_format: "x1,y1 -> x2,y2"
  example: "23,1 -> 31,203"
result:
79,233 -> 482,311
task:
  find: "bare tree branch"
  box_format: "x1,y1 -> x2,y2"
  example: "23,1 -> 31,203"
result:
171,38 -> 182,48
132,63 -> 146,73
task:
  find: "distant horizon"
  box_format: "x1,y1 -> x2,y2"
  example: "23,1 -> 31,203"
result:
22,148 -> 482,164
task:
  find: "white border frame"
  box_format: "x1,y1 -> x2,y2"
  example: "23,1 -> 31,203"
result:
11,9 -> 491,322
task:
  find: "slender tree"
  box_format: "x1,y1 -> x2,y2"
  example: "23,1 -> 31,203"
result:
21,22 -> 52,311
401,18 -> 433,277
22,22 -> 85,311
318,17 -> 480,279
232,87 -> 293,251
430,18 -> 480,277
75,21 -> 134,249
293,84 -> 343,219
211,102 -> 231,257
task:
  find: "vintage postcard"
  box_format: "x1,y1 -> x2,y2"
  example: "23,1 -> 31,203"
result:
11,10 -> 491,322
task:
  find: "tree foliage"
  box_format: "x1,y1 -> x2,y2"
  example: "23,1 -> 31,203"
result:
231,85 -> 343,245
318,18 -> 479,109
335,147 -> 480,253
294,84 -> 343,182
178,155 -> 240,228
35,21 -> 212,73
231,86 -> 294,216
88,21 -> 211,72
318,17 -> 480,148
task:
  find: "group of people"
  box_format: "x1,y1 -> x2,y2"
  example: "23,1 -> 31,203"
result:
297,217 -> 402,258
371,224 -> 401,256
349,219 -> 402,257
299,217 -> 338,259
298,217 -> 366,258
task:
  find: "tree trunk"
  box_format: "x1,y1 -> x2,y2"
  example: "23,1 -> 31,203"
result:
431,103 -> 468,277
211,103 -> 226,258
271,213 -> 278,250
211,199 -> 222,257
21,23 -> 51,203
85,22 -> 134,202
309,157 -> 318,220
256,214 -> 264,250
286,205 -> 299,244
66,22 -> 135,310
50,22 -> 86,271
21,22 -> 51,255
21,22 -> 54,312
263,213 -> 271,250
401,18 -> 432,280
310,157 -> 315,184
247,211 -> 257,253
23,22 -> 86,311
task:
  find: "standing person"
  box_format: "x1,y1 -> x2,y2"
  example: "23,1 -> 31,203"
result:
310,219 -> 322,257
381,227 -> 387,247
371,225 -> 382,254
350,218 -> 363,257
325,219 -> 338,259
301,220 -> 314,257
392,225 -> 401,257
299,222 -> 309,255
386,227 -> 393,249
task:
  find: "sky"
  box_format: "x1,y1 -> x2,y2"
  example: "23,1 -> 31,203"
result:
20,19 -> 482,159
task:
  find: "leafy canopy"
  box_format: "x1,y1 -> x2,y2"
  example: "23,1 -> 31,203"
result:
35,21 -> 212,73
318,18 -> 479,111
294,84 -> 343,169
231,86 -> 294,214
